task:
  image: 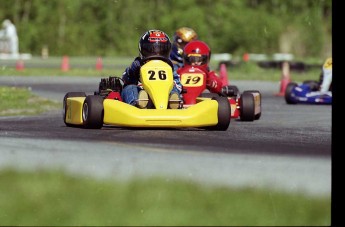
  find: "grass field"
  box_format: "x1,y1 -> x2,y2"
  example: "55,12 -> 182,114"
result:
0,86 -> 60,116
0,56 -> 321,82
0,169 -> 331,226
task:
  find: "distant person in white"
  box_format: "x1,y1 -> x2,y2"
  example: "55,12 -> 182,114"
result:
307,57 -> 332,99
319,57 -> 332,93
0,19 -> 19,55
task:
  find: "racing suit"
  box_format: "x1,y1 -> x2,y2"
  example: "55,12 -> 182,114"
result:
319,57 -> 332,93
169,44 -> 184,71
206,69 -> 224,94
177,65 -> 224,94
121,56 -> 183,106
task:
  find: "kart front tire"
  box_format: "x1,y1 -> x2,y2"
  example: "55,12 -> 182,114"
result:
63,92 -> 87,127
285,82 -> 298,104
82,95 -> 104,129
206,96 -> 231,131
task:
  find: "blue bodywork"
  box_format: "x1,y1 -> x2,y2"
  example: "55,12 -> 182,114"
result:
285,82 -> 332,104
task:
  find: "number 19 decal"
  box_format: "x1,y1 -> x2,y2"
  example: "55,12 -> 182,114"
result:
181,73 -> 204,87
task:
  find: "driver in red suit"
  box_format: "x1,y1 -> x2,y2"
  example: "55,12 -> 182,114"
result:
178,40 -> 231,95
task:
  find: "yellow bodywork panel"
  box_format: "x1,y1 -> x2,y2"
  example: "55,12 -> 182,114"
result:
65,97 -> 86,125
103,99 -> 219,128
140,60 -> 173,110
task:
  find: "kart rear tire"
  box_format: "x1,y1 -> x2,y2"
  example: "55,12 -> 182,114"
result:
243,90 -> 261,120
240,92 -> 255,121
206,96 -> 231,131
285,82 -> 298,104
63,92 -> 87,127
82,95 -> 104,129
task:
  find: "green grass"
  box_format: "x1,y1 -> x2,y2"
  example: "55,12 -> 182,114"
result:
0,56 -> 132,77
0,86 -> 60,116
213,61 -> 321,82
0,169 -> 330,226
0,56 -> 321,82
0,67 -> 121,77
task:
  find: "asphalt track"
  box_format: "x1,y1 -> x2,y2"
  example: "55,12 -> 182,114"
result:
0,76 -> 332,196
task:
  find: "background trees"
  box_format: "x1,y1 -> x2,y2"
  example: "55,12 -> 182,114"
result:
0,0 -> 332,59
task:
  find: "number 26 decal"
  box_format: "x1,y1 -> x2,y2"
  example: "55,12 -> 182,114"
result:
148,70 -> 167,80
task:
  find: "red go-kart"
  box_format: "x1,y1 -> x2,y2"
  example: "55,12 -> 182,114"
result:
178,65 -> 261,121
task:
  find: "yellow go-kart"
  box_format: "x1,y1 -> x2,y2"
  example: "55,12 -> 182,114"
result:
62,56 -> 231,130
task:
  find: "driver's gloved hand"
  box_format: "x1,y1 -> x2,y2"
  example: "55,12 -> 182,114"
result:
110,77 -> 124,92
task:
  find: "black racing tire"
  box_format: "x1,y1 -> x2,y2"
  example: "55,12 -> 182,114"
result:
199,92 -> 219,98
223,85 -> 240,97
240,92 -> 255,121
82,95 -> 104,129
285,82 -> 298,104
230,85 -> 240,96
243,90 -> 261,120
63,92 -> 86,127
206,96 -> 231,131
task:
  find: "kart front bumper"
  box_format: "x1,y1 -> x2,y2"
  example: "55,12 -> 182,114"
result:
65,97 -> 220,128
103,99 -> 219,128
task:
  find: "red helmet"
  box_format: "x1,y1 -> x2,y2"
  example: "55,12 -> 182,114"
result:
183,40 -> 211,70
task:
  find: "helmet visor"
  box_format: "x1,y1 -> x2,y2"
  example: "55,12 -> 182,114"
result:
184,54 -> 208,66
175,37 -> 189,49
141,42 -> 171,58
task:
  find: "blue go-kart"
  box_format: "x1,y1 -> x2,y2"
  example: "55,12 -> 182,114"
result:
285,80 -> 332,105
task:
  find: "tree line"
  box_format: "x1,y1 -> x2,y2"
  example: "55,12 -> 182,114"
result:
1,0 -> 332,59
